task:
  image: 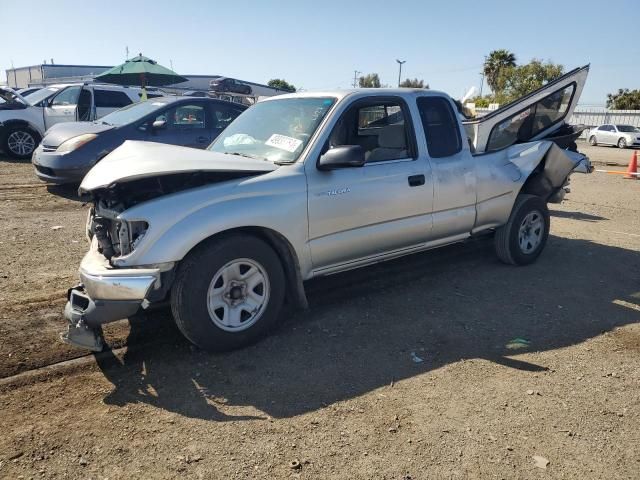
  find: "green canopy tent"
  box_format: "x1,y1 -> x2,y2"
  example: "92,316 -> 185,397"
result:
94,54 -> 188,100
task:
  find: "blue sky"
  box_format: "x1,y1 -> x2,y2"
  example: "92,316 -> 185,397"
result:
3,0 -> 639,105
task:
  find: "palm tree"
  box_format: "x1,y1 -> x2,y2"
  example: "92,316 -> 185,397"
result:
483,50 -> 516,94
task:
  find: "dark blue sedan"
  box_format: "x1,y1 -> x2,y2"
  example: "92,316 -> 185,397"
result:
32,96 -> 247,184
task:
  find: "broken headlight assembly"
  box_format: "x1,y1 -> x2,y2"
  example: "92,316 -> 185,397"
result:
92,216 -> 149,260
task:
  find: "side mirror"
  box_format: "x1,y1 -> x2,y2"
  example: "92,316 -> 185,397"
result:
318,145 -> 365,171
152,119 -> 167,130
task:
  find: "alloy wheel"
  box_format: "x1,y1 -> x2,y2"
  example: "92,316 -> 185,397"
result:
7,131 -> 35,156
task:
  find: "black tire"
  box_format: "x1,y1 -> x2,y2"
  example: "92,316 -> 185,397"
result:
588,136 -> 597,146
171,234 -> 285,351
494,194 -> 550,266
618,137 -> 627,149
3,126 -> 41,159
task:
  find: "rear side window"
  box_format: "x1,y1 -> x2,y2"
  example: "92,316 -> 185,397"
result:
94,90 -> 133,108
417,96 -> 462,158
211,104 -> 244,129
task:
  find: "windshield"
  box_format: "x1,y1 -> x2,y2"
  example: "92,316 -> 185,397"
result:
208,97 -> 336,163
23,87 -> 61,106
616,125 -> 638,133
98,100 -> 168,126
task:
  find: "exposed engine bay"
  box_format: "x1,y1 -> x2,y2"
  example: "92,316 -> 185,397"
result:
87,170 -> 266,260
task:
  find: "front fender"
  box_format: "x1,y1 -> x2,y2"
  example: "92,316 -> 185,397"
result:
0,118 -> 44,141
112,171 -> 312,277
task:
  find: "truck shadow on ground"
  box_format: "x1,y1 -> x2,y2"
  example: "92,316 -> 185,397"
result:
95,235 -> 640,421
549,210 -> 607,222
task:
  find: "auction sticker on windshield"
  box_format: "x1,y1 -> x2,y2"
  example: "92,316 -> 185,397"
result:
265,134 -> 303,153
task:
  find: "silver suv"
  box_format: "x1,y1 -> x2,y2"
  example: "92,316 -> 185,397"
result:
0,83 -> 162,158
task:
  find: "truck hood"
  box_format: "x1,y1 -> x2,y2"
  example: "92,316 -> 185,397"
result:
42,121 -> 115,148
79,140 -> 278,193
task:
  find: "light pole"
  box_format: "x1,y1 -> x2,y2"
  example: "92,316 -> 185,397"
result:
352,70 -> 361,88
396,59 -> 406,87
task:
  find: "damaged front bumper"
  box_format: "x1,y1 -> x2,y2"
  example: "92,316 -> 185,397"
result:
62,241 -> 162,351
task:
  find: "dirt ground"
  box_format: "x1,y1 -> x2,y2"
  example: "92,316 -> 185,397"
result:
0,152 -> 638,479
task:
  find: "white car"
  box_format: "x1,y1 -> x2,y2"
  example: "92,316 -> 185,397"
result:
0,84 -> 163,159
587,124 -> 640,149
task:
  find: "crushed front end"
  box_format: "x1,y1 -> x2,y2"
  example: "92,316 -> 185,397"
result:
62,189 -> 172,351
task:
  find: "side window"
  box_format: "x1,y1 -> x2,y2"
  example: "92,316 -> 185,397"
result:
157,104 -> 206,129
417,96 -> 462,158
94,90 -> 133,108
329,99 -> 411,163
487,107 -> 533,151
51,86 -> 81,106
487,84 -> 576,151
211,104 -> 244,129
531,85 -> 574,136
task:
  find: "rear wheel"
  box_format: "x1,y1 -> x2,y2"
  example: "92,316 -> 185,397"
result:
494,195 -> 550,265
618,137 -> 627,149
3,126 -> 40,159
171,235 -> 285,351
588,135 -> 597,146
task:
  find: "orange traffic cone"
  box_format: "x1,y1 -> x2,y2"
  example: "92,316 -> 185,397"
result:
624,150 -> 639,179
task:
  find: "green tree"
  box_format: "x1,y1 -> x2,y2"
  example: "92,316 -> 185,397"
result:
267,78 -> 296,92
399,78 -> 429,89
358,73 -> 382,88
498,59 -> 564,101
606,89 -> 640,110
483,49 -> 516,94
470,96 -> 491,108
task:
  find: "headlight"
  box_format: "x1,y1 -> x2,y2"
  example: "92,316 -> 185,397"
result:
57,133 -> 97,153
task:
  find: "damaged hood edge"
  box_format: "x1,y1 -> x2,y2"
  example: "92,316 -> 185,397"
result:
79,140 -> 278,193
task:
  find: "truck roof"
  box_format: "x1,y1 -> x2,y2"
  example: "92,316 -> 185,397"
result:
263,88 -> 449,102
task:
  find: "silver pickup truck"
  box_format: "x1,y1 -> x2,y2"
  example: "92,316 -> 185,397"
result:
63,67 -> 592,352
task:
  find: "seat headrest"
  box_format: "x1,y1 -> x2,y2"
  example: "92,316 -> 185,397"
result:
378,124 -> 406,149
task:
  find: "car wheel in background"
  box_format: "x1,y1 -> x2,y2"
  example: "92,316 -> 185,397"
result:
171,234 -> 285,351
589,135 -> 597,146
617,138 -> 627,149
3,127 -> 41,159
494,194 -> 550,266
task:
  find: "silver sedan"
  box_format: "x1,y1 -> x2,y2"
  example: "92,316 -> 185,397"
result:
588,124 -> 640,148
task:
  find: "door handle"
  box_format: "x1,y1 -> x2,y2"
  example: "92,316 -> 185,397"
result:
408,174 -> 425,187
197,136 -> 208,143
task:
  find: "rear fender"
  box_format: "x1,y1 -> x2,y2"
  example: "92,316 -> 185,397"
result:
511,141 -> 591,201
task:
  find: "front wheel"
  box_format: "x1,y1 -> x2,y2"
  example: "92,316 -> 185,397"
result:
589,135 -> 597,146
3,126 -> 40,159
171,235 -> 285,351
618,137 -> 627,149
494,195 -> 550,265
